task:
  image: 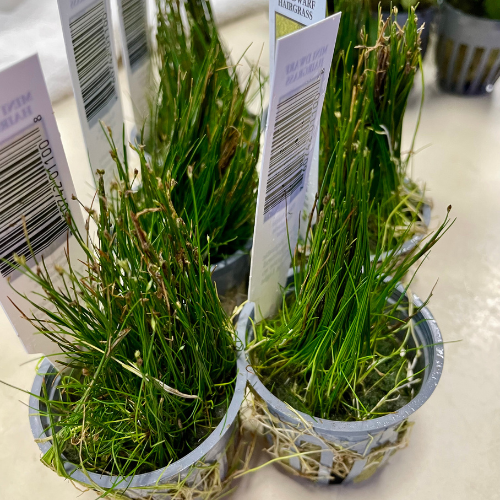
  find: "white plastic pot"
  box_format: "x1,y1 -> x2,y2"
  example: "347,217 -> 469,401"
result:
29,343 -> 247,498
240,284 -> 444,484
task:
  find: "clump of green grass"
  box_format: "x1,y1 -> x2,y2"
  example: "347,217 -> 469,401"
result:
323,2 -> 425,251
250,47 -> 453,420
147,0 -> 261,261
9,134 -> 237,479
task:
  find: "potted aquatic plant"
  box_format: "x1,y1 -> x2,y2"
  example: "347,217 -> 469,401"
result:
436,0 -> 500,94
323,3 -> 430,258
149,0 -> 262,298
243,36 -> 453,483
7,138 -> 247,498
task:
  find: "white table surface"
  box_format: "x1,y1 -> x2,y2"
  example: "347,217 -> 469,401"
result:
0,10 -> 499,500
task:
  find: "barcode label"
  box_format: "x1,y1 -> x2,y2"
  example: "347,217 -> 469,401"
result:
249,14 -> 340,321
0,55 -> 88,356
69,1 -> 117,125
121,0 -> 149,70
264,78 -> 321,219
0,125 -> 68,277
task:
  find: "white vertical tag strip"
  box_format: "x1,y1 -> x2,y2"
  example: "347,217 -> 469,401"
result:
249,14 -> 341,321
58,0 -> 125,191
0,55 -> 87,356
269,0 -> 327,239
117,0 -> 152,138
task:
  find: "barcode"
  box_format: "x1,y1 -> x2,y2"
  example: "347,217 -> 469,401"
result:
264,78 -> 321,218
122,0 -> 149,69
0,126 -> 68,277
70,1 -> 117,125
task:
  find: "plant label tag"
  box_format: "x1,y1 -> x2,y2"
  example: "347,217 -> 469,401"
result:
249,14 -> 341,321
0,55 -> 88,356
58,0 -> 124,191
269,0 -> 327,78
117,0 -> 153,139
269,0 -> 327,240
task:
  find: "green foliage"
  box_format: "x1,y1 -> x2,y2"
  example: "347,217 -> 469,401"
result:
485,0 -> 500,19
150,0 -> 261,261
251,27 -> 453,421
324,2 -> 424,250
5,1 -> 259,482
11,134 -> 237,479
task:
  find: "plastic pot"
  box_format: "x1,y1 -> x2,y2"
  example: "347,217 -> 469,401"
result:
241,284 -> 444,484
29,344 -> 247,498
436,2 -> 500,95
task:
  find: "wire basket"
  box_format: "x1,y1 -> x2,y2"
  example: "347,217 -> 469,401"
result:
436,2 -> 500,95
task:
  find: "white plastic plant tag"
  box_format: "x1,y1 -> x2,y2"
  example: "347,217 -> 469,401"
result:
58,0 -> 124,191
0,55 -> 88,356
117,0 -> 152,140
249,13 -> 341,321
269,0 -> 327,78
269,0 -> 327,240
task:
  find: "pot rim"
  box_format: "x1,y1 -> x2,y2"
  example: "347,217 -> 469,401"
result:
29,343 -> 246,490
243,283 -> 444,437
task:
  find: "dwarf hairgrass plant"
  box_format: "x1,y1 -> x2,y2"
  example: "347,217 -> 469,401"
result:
147,0 -> 261,261
7,137 -> 237,481
323,1 -> 427,251
249,60 -> 453,420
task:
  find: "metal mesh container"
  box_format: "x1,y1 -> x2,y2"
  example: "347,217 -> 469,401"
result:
29,344 -> 247,499
241,284 -> 444,484
436,2 -> 500,95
